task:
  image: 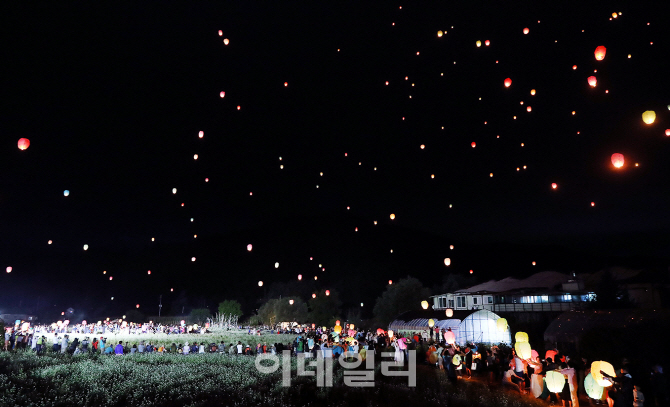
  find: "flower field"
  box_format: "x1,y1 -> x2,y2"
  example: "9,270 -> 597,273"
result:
0,348 -> 549,407
55,330 -> 298,350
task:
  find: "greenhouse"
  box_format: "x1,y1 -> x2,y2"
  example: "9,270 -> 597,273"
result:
388,309 -> 511,345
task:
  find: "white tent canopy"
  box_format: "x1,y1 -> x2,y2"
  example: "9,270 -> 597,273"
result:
388,309 -> 511,345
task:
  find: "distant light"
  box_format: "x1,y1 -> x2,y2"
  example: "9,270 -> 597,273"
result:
64,190 -> 70,197
193,154 -> 198,160
48,240 -> 52,245
275,262 -> 279,268
258,281 -> 263,287
223,38 -> 229,45
551,183 -> 558,189
523,28 -> 529,34
389,280 -> 393,285
220,91 -> 225,98
191,257 -> 196,262
83,244 -> 89,251
247,244 -> 253,251
172,188 -> 177,194
198,131 -> 204,138
6,267 -> 11,273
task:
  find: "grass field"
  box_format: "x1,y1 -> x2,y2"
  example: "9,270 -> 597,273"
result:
0,342 -> 550,407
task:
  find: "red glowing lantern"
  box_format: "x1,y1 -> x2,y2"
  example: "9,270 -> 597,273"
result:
17,138 -> 30,150
298,274 -> 302,280
325,290 -> 330,296
284,82 -> 288,87
471,142 -> 476,148
611,153 -> 624,168
220,91 -> 225,98
336,320 -> 340,326
504,78 -> 512,87
588,76 -> 597,87
665,129 -> 670,136
594,46 -> 607,61
523,28 -> 529,34
485,40 -> 490,46
551,183 -> 558,189
312,293 -> 316,298
218,30 -> 223,36
388,280 -> 393,285
136,304 -> 140,308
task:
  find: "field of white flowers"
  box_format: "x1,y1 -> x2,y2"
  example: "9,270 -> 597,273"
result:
0,331 -> 546,407
59,330 -> 298,349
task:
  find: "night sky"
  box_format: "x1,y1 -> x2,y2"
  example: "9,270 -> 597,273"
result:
2,1 -> 669,321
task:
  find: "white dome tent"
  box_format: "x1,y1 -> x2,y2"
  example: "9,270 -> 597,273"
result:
388,309 -> 511,345
457,309 -> 511,345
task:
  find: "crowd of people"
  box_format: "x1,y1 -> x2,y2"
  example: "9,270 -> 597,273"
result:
4,323 -> 668,406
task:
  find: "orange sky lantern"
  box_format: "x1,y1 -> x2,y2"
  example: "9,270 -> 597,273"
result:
223,38 -> 229,45
17,138 -> 30,150
325,290 -> 330,296
504,78 -> 512,87
552,183 -> 558,189
523,28 -> 529,34
611,153 -> 624,168
588,76 -> 597,87
594,46 -> 607,61
471,142 -> 476,148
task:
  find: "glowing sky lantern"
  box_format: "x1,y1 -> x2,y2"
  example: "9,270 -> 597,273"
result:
191,257 -> 196,261
530,89 -> 536,95
223,38 -> 229,45
611,153 -> 624,168
136,304 -> 140,308
275,262 -> 279,268
523,27 -> 529,34
545,371 -> 566,392
591,361 -> 616,387
147,270 -> 151,275
496,318 -> 508,331
642,110 -> 656,124
471,142 -> 476,148
388,329 -> 394,337
198,131 -> 204,138
421,300 -> 429,309
476,40 -> 481,47
515,331 -> 529,342
504,78 -> 512,87
584,373 -> 604,399
444,330 -> 455,344
444,258 -> 451,266
515,341 -> 532,359
298,274 -> 302,280
485,40 -> 490,46
6,267 -> 11,273
48,240 -> 52,244
258,281 -> 263,287
284,82 -> 288,87
390,213 -> 395,220
218,30 -> 222,36
388,280 -> 393,285
219,91 -> 225,98
289,299 -> 294,305
109,276 -> 113,280
450,245 -> 454,249
446,308 -> 453,317
83,244 -> 89,251
551,183 -> 558,189
172,188 -> 177,194
247,244 -> 252,251
526,106 -> 532,112
312,293 -> 316,298
325,290 -> 330,296
588,76 -> 597,87
17,138 -> 30,150
594,46 -> 607,61
437,30 -> 443,37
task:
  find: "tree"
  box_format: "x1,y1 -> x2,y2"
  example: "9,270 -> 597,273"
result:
373,277 -> 431,326
308,290 -> 342,326
190,308 -> 211,324
256,298 -> 308,325
218,300 -> 243,317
